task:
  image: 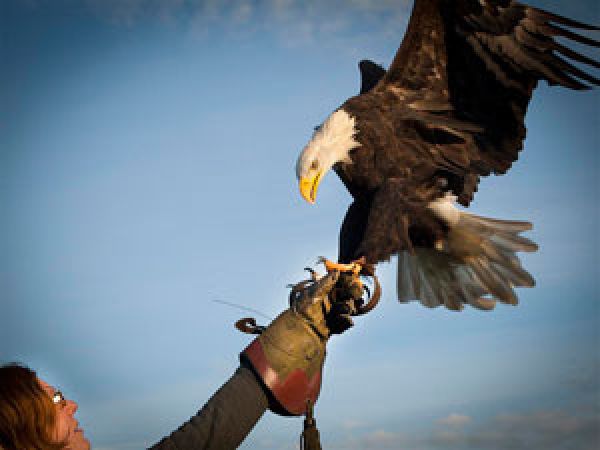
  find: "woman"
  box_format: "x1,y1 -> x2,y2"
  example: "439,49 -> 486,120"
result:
0,364 -> 90,450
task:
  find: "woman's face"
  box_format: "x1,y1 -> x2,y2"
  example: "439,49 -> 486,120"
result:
38,379 -> 90,450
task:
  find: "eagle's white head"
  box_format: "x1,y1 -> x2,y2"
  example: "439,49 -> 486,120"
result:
295,108 -> 360,203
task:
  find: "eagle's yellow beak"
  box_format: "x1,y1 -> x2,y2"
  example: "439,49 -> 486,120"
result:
299,171 -> 323,204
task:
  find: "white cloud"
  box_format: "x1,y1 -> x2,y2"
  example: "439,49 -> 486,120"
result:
437,413 -> 472,427
366,429 -> 401,443
351,428 -> 409,449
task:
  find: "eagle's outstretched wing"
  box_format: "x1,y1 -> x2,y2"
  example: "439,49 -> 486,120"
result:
374,0 -> 599,205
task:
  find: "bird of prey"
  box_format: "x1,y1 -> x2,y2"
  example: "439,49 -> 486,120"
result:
295,0 -> 599,311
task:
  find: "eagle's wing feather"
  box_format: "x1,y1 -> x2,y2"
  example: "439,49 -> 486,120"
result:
374,0 -> 599,205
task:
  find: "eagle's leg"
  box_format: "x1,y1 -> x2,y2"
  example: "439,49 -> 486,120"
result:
312,256 -> 381,323
317,256 -> 367,303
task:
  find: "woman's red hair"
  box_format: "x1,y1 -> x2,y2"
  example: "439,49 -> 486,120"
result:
0,363 -> 65,450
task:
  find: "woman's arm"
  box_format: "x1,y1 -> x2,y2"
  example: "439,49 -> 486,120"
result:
149,364 -> 268,450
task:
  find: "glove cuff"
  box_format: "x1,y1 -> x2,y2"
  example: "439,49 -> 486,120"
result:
240,309 -> 326,416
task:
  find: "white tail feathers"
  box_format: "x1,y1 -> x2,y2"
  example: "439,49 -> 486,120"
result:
397,209 -> 537,311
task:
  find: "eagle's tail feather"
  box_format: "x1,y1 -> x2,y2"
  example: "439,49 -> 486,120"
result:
397,210 -> 537,311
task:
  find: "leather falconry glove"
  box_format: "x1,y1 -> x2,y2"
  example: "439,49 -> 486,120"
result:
240,270 -> 340,416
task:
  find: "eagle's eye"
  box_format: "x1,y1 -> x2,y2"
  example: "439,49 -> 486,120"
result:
310,160 -> 319,171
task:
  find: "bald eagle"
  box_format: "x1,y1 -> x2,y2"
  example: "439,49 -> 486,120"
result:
295,0 -> 599,311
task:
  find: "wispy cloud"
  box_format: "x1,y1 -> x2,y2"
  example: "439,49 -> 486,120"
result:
337,428 -> 409,449
342,418 -> 368,430
329,406 -> 599,450
364,429 -> 406,446
231,0 -> 253,23
437,413 -> 472,427
78,0 -> 411,54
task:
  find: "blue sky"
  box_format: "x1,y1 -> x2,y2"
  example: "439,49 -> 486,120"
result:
1,1 -> 598,449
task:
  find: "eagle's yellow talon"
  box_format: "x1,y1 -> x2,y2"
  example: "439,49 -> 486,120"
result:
318,257 -> 364,276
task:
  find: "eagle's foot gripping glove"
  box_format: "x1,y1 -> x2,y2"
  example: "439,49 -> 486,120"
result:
327,267 -> 381,334
239,271 -> 341,417
326,271 -> 363,334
